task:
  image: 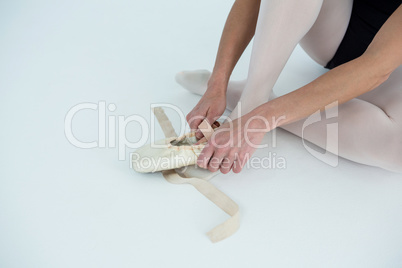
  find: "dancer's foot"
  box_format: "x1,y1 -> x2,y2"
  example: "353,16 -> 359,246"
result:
175,69 -> 211,95
176,69 -> 247,111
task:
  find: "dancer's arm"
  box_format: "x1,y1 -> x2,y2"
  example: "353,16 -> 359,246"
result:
187,0 -> 261,138
209,0 -> 261,89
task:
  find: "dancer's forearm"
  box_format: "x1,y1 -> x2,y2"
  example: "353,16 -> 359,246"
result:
209,0 -> 261,91
255,55 -> 389,129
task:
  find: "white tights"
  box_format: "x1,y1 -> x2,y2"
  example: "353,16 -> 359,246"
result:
176,0 -> 402,173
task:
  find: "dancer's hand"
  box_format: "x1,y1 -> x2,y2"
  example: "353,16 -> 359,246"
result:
196,110 -> 269,174
186,87 -> 226,139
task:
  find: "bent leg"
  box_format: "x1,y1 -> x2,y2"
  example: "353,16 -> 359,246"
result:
356,66 -> 402,122
230,0 -> 325,119
230,0 -> 355,120
299,0 -> 353,66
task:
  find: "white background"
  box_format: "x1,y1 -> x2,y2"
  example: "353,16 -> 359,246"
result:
1,0 -> 401,267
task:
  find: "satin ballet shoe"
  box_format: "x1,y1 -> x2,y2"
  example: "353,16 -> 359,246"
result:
131,131 -> 206,173
132,120 -> 219,173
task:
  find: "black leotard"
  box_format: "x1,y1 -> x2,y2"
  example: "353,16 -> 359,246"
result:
325,0 -> 401,69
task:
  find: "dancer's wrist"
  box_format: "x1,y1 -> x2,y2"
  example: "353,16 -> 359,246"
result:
207,71 -> 229,93
206,81 -> 228,96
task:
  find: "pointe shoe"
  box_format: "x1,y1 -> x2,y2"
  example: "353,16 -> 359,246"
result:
132,121 -> 220,173
132,131 -> 206,173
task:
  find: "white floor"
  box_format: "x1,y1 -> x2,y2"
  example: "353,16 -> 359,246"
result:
1,0 -> 401,267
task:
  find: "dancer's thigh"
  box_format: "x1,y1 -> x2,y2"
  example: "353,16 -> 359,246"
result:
356,66 -> 402,123
299,0 -> 353,66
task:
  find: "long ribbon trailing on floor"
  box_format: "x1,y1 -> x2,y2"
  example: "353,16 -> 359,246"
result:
152,107 -> 240,243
